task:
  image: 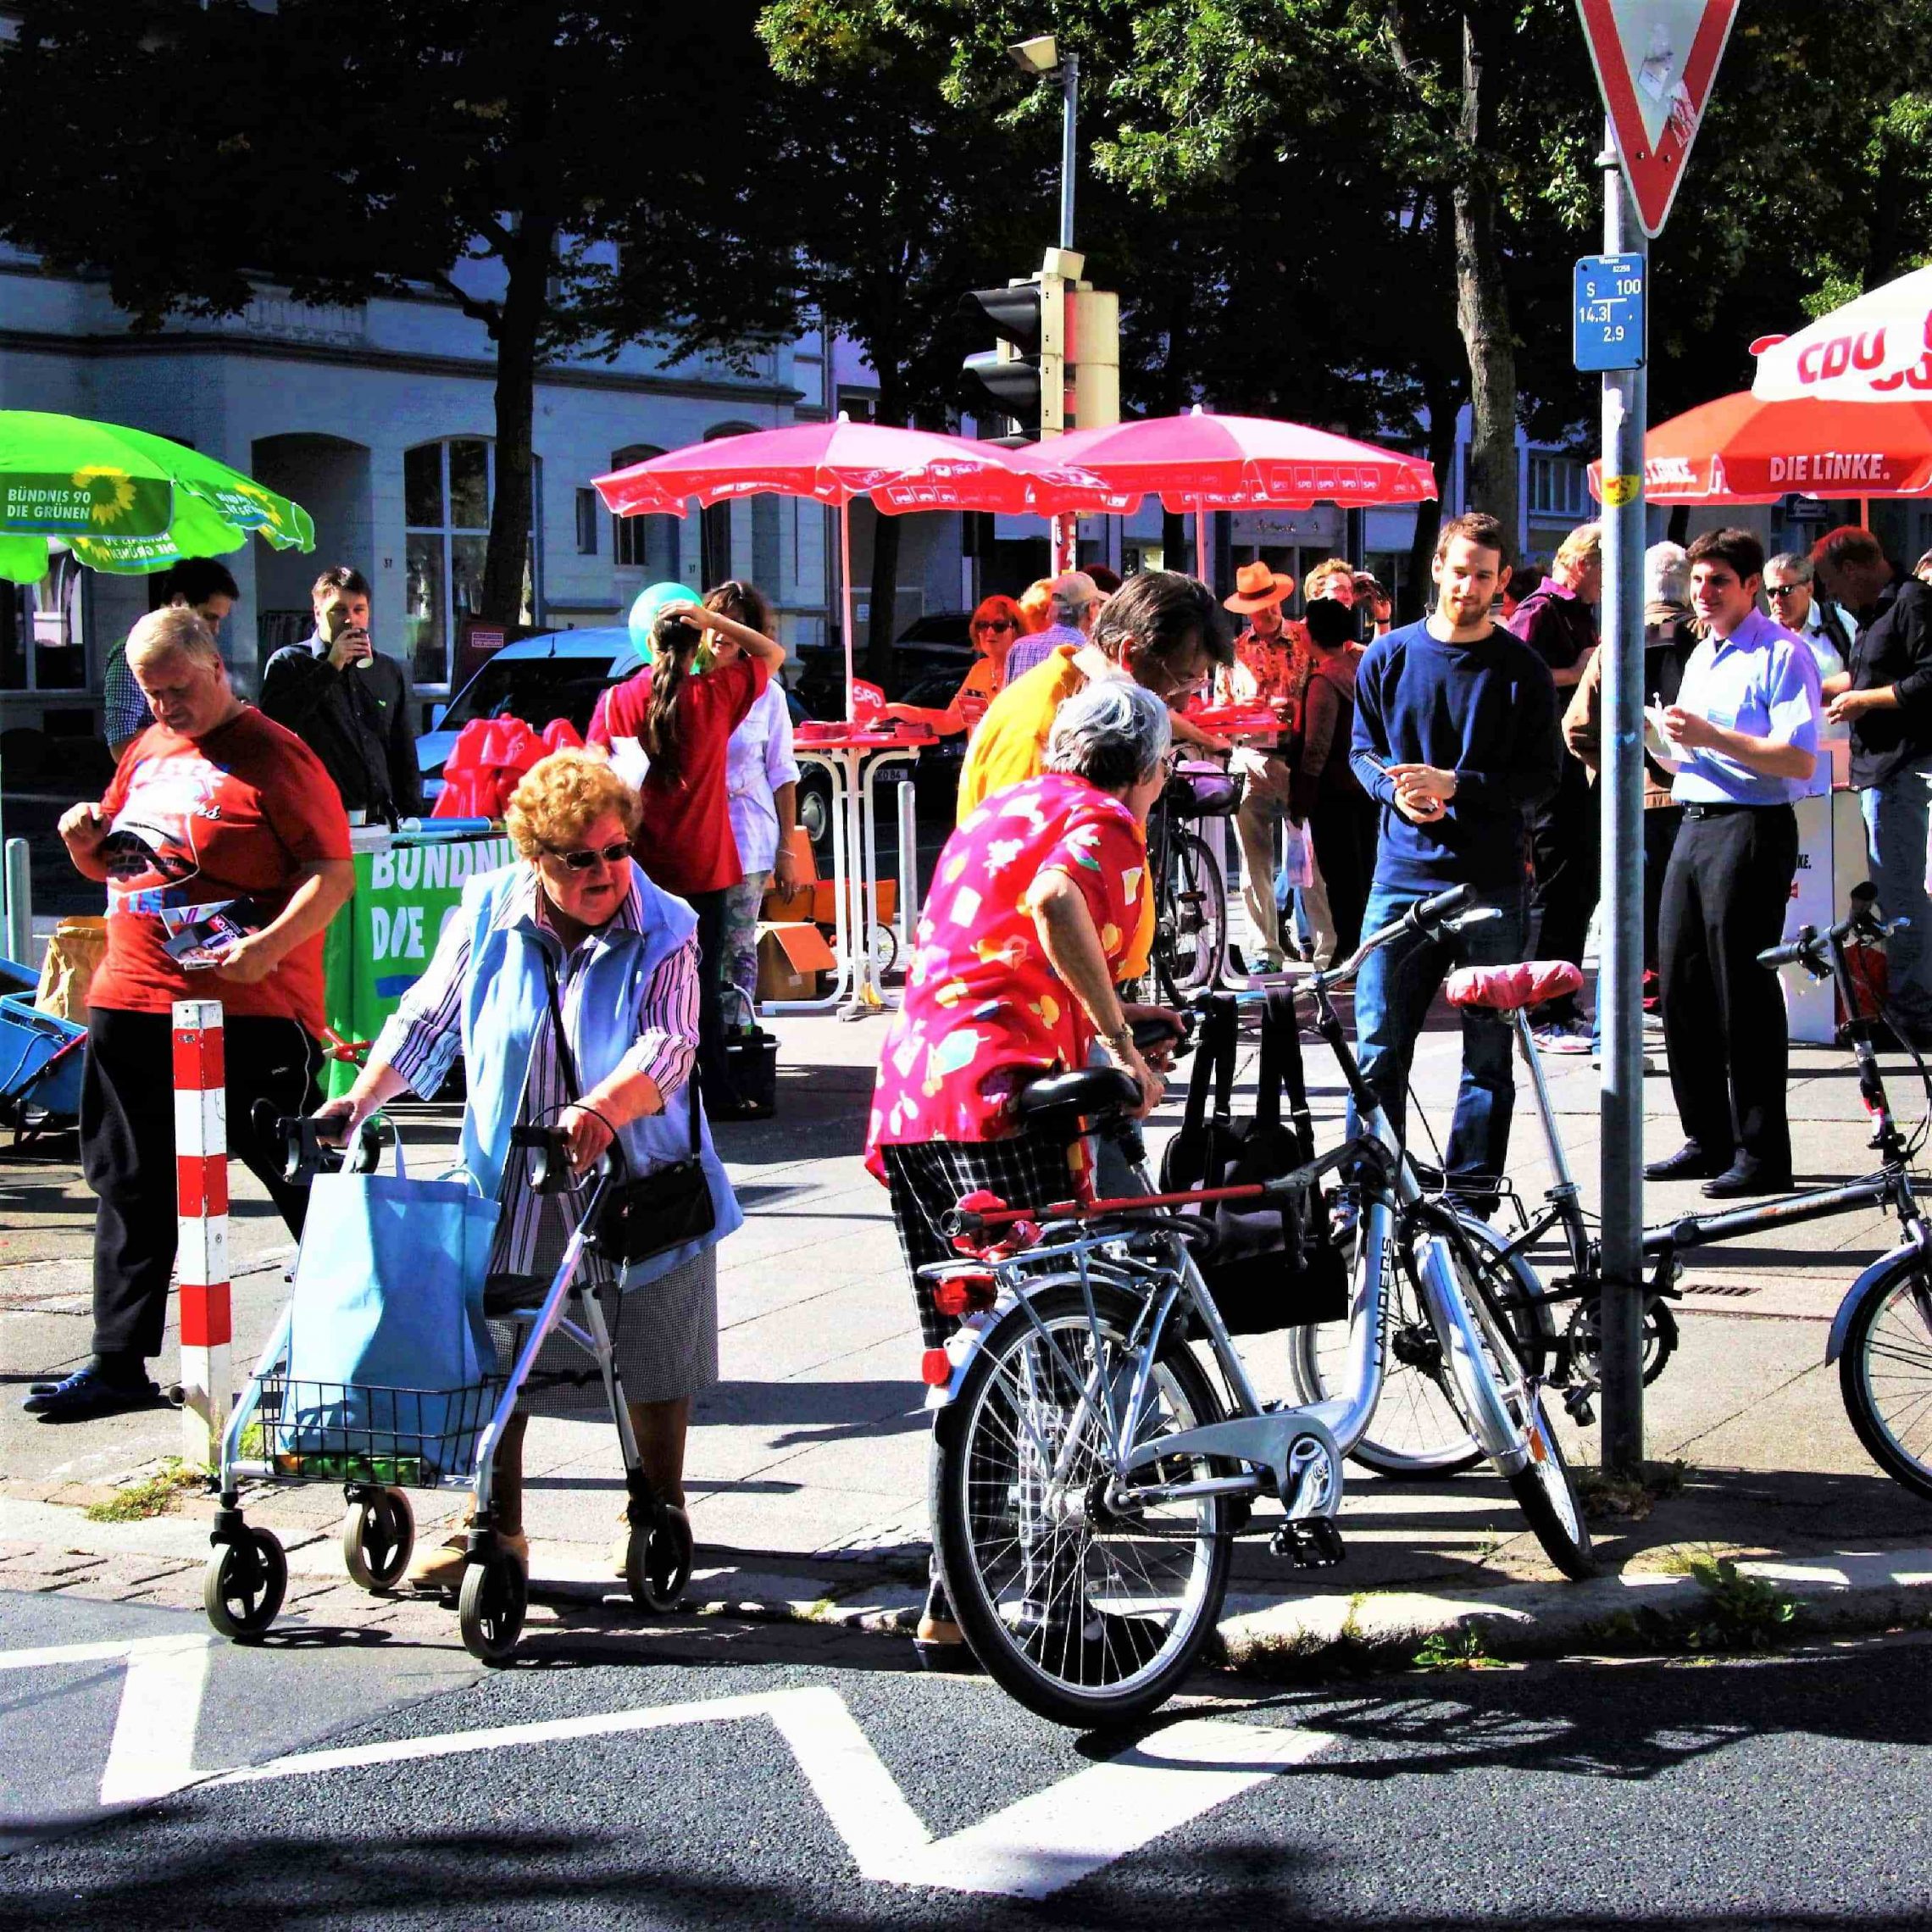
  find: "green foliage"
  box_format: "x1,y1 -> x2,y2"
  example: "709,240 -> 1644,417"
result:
1413,1623 -> 1503,1670
84,1458 -> 205,1524
1685,1556 -> 1798,1653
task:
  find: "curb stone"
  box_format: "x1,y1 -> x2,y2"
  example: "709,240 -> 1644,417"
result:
1218,1546 -> 1932,1673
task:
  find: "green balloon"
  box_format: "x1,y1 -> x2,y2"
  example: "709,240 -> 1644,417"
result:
628,580 -> 690,646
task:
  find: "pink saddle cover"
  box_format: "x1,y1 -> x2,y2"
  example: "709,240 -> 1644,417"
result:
1444,960 -> 1585,1013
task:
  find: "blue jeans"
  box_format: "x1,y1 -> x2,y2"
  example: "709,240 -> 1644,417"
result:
1862,763 -> 1932,1030
1346,881 -> 1528,1200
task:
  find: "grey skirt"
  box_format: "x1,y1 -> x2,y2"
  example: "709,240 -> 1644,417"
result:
488,1246 -> 719,1418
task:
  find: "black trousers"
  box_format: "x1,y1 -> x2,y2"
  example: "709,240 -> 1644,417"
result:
82,1008 -> 319,1363
689,887 -> 739,1108
1307,791 -> 1380,964
1529,750 -> 1601,1023
1657,804 -> 1799,1174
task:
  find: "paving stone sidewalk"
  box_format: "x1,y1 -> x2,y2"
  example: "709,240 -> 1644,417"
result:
6,1000 -> 1932,1668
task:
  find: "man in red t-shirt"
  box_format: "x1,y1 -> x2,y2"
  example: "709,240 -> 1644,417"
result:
25,608 -> 354,1423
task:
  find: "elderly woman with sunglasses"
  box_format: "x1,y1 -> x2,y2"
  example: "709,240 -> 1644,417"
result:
314,748 -> 741,1591
886,594 -> 1026,736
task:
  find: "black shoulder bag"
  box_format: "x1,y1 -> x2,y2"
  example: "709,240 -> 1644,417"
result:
1159,989 -> 1347,1332
541,955 -> 716,1269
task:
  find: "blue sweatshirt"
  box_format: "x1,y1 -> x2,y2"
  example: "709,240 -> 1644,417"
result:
1349,619 -> 1559,894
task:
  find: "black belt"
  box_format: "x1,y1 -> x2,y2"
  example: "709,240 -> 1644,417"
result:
1679,801 -> 1790,819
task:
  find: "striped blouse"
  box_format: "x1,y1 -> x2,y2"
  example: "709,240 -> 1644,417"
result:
378,867 -> 698,1277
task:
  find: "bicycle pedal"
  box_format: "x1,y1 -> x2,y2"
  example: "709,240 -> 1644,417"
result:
1563,1383 -> 1599,1428
1269,1519 -> 1345,1568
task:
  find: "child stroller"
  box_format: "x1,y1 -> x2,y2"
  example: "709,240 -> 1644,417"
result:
204,1116 -> 695,1663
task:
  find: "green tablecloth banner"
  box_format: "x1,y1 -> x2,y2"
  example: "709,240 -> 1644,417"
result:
321,831 -> 514,1099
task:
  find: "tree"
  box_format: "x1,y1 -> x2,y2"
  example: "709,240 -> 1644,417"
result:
749,22 -> 1054,680
0,0 -> 789,630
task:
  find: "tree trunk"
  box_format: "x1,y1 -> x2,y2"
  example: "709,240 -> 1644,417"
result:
481,213 -> 555,630
1404,365 -> 1465,622
1450,11 -> 1518,543
865,502 -> 902,690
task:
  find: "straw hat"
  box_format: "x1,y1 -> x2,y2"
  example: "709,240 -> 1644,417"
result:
1224,560 -> 1296,614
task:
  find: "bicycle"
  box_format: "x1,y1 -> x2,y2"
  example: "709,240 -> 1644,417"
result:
1141,758 -> 1233,1001
924,883 -> 1593,1729
1302,907 -> 1932,1484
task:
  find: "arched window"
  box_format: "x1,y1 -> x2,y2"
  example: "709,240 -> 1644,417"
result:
609,445 -> 680,578
402,437 -> 538,690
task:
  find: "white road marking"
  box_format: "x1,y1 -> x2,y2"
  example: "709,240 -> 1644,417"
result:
98,1636 -> 213,1806
213,1685 -> 1330,1897
0,1633 -> 214,1808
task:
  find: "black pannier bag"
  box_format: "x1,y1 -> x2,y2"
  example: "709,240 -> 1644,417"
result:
1158,989 -> 1348,1333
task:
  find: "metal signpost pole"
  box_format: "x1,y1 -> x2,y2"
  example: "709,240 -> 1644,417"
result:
1596,122 -> 1648,1474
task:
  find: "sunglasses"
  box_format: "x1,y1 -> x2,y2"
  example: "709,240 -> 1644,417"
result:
544,839 -> 634,872
1765,583 -> 1807,597
974,618 -> 1019,633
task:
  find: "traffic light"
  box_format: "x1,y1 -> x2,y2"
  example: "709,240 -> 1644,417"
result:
961,250 -> 1118,441
960,256 -> 1068,441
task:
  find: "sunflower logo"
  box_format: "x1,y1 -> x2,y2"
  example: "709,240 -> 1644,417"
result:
71,464 -> 138,527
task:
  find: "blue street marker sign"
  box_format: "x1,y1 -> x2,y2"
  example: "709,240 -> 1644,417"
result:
1574,254 -> 1646,372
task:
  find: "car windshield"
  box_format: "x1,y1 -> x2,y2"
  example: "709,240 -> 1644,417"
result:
438,655 -> 625,736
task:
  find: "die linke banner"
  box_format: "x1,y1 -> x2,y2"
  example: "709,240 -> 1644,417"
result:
1574,0 -> 1739,236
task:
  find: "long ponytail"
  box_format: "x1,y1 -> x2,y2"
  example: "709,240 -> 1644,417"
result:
642,615 -> 702,786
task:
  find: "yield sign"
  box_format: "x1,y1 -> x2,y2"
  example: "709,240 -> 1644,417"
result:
1574,0 -> 1740,236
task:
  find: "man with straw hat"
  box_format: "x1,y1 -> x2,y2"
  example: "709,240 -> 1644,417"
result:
1218,559 -> 1327,969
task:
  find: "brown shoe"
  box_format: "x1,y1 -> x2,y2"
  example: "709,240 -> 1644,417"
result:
407,1527 -> 529,1594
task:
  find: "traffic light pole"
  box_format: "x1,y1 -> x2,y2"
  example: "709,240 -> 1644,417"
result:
1597,121 -> 1648,1478
1058,53 -> 1079,250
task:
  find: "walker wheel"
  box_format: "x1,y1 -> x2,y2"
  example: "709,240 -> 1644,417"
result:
341,1487 -> 415,1591
203,1526 -> 287,1641
625,1505 -> 693,1613
458,1548 -> 527,1665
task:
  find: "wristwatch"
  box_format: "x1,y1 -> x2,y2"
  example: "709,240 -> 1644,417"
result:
1100,1022 -> 1135,1057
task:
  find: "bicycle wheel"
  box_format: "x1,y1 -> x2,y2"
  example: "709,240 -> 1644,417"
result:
1289,1214 -> 1553,1479
932,1281 -> 1234,1729
1431,1233 -> 1596,1579
1840,1257 -> 1932,1502
1164,830 -> 1227,991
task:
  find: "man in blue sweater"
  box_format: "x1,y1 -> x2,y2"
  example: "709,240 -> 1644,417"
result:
1349,512 -> 1559,1201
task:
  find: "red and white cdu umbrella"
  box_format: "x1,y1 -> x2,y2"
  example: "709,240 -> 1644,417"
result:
593,418 -> 1112,718
1751,267 -> 1932,404
1588,391 -> 1932,506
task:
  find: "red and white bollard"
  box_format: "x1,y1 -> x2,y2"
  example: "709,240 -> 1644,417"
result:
172,1000 -> 230,1468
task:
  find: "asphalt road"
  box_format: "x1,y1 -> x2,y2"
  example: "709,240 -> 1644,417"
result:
5,1580 -> 1932,1930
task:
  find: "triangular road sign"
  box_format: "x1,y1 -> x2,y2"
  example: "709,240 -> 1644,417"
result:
1575,0 -> 1740,236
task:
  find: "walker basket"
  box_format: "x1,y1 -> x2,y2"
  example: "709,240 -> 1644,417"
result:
251,1371 -> 507,1487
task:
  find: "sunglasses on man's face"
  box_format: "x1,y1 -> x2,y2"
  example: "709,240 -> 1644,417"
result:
545,839 -> 634,872
1765,583 -> 1807,598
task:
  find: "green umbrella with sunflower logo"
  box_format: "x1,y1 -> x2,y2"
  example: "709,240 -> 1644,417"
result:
0,410 -> 314,582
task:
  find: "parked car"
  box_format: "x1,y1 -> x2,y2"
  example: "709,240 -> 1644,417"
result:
415,625 -> 836,846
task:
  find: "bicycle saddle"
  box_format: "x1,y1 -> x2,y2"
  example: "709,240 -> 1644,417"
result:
1014,1066 -> 1142,1142
1444,960 -> 1583,1013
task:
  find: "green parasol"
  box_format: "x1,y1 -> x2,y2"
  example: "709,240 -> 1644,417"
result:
0,410 -> 315,583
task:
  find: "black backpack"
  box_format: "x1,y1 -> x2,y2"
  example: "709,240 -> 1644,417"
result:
1159,990 -> 1349,1333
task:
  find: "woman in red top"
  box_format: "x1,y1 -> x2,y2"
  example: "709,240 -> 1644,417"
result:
27,607 -> 354,1423
865,679 -> 1176,1664
590,598 -> 785,1114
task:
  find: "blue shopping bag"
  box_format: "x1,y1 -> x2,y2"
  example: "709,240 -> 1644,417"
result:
280,1132 -> 500,1480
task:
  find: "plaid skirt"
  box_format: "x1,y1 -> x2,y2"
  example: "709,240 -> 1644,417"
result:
878,1132 -> 1078,1348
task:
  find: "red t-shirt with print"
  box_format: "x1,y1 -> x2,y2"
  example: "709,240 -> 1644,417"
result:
590,654 -> 767,897
89,706 -> 353,1030
865,771 -> 1146,1169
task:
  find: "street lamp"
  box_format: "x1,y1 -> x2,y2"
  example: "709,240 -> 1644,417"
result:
1007,33 -> 1080,251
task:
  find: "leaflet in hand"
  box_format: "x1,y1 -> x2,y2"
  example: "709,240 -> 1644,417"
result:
159,897 -> 260,969
1642,706 -> 1685,774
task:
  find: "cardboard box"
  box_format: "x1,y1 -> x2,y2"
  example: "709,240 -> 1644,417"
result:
809,879 -> 897,928
756,922 -> 837,1001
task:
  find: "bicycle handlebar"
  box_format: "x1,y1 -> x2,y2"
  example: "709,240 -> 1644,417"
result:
1315,882 -> 1483,991
1757,906 -> 1889,976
